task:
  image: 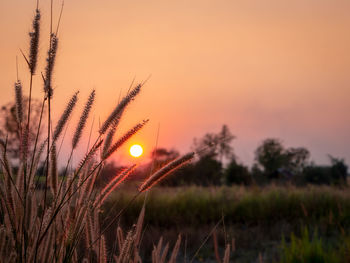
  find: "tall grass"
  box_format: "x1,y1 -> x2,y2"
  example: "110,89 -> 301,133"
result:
106,185 -> 350,227
0,3 -> 194,262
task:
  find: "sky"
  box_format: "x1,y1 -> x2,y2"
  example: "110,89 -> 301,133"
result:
0,0 -> 350,167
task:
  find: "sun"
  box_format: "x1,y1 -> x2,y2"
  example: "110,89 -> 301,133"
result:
129,144 -> 143,158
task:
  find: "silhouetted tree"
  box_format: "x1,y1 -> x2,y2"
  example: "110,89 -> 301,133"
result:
286,147 -> 310,173
192,124 -> 235,163
302,156 -> 348,186
225,159 -> 251,185
255,138 -> 287,178
254,138 -> 310,180
0,97 -> 45,160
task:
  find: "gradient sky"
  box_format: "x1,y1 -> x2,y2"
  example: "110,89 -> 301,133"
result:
1,0 -> 350,166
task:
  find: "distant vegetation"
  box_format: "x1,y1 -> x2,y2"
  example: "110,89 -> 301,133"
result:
97,125 -> 349,188
1,2 -> 349,263
104,185 -> 350,262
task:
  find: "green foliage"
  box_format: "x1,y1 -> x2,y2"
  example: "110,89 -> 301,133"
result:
254,138 -> 310,179
0,97 -> 44,159
225,159 -> 251,185
279,228 -> 350,263
106,185 -> 350,227
303,157 -> 348,186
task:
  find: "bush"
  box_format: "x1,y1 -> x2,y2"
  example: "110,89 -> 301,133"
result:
225,160 -> 251,185
279,228 -> 350,263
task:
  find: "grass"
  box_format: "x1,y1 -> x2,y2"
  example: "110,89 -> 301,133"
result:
105,185 -> 350,227
102,185 -> 350,262
280,227 -> 350,263
2,2 -> 350,263
0,2 -> 194,262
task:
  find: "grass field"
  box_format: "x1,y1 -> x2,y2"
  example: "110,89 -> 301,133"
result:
103,185 -> 350,262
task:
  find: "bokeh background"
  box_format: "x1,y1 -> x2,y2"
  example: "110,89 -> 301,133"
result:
1,0 -> 349,166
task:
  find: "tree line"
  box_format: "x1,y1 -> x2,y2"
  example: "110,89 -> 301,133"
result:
0,101 -> 347,187
129,125 -> 348,187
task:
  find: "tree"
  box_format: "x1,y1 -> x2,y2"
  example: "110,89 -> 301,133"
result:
192,124 -> 235,163
254,138 -> 310,180
225,159 -> 251,185
329,155 -> 348,184
255,138 -> 287,178
0,97 -> 45,160
151,148 -> 179,163
286,147 -> 310,173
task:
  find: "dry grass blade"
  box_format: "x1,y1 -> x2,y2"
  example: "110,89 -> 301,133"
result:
94,164 -> 137,208
103,119 -> 149,159
168,234 -> 181,263
102,112 -> 122,157
49,143 -> 58,196
99,84 -> 141,134
213,230 -> 221,263
44,34 -> 58,98
72,89 -> 95,149
14,81 -> 24,126
28,9 -> 40,74
52,91 -> 79,142
223,244 -> 230,263
118,226 -> 136,263
134,205 -> 145,248
138,152 -> 195,192
1,3 -> 199,262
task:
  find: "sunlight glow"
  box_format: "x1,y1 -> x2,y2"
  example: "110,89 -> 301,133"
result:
130,144 -> 143,158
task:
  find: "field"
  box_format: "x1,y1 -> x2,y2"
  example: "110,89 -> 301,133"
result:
103,185 -> 350,262
1,2 -> 350,262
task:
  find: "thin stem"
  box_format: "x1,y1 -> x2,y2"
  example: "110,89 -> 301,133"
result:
28,96 -> 46,192
190,219 -> 223,263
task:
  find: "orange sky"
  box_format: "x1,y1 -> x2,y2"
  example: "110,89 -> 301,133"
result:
1,0 -> 350,166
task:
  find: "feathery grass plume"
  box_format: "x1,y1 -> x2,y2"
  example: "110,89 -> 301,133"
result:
99,84 -> 141,134
50,143 -> 58,196
85,212 -> 94,250
118,226 -> 136,263
52,91 -> 79,142
76,139 -> 103,173
102,111 -> 123,158
103,119 -> 149,159
168,234 -> 181,263
94,164 -> 137,208
41,207 -> 52,237
78,163 -> 100,206
44,34 -> 58,98
134,205 -> 145,248
72,89 -> 95,149
138,152 -> 195,192
14,81 -> 24,125
28,9 -> 40,74
116,227 -> 124,253
100,235 -> 107,263
21,126 -> 30,162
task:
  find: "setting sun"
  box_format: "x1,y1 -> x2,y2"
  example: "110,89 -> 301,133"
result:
129,144 -> 143,158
